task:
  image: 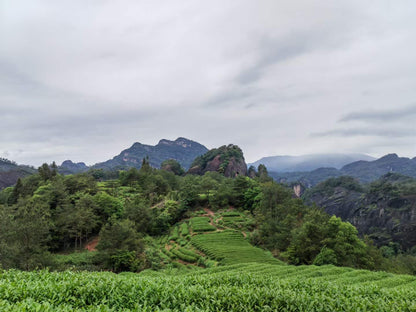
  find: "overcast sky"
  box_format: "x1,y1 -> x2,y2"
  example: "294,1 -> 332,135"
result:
1,1 -> 415,167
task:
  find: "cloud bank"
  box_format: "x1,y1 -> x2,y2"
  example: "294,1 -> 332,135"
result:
1,1 -> 415,166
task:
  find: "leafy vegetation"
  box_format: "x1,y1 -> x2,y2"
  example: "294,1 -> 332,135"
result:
191,230 -> 280,265
0,264 -> 415,311
1,155 -> 416,310
190,217 -> 216,232
190,145 -> 244,171
0,159 -> 415,275
303,173 -> 416,266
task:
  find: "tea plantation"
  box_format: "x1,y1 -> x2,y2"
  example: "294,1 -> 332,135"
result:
1,212 -> 415,311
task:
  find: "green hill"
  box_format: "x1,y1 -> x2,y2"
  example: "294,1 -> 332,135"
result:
0,158 -> 36,189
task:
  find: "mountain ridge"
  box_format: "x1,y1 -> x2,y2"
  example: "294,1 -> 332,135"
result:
92,137 -> 208,171
0,158 -> 36,189
250,153 -> 375,172
271,153 -> 416,187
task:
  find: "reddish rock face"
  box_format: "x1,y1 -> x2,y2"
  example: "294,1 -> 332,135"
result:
224,157 -> 248,177
205,155 -> 222,172
188,150 -> 248,178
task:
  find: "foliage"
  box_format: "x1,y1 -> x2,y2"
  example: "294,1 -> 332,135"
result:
160,159 -> 185,176
0,160 -> 414,276
304,176 -> 363,198
96,219 -> 144,272
191,230 -> 281,265
2,263 -> 416,311
190,144 -> 244,174
190,217 -> 216,232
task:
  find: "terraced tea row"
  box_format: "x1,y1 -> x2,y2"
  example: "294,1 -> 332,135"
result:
191,230 -> 282,265
189,217 -> 216,232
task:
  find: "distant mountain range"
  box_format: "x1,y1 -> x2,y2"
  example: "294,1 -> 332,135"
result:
250,153 -> 375,172
58,137 -> 208,174
2,137 -> 415,191
271,154 -> 416,187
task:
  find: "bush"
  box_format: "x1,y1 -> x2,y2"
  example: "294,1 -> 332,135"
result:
313,247 -> 338,266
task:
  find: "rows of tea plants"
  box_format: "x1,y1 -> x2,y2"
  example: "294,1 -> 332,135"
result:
189,217 -> 216,232
191,230 -> 281,264
1,263 -> 415,311
180,222 -> 189,236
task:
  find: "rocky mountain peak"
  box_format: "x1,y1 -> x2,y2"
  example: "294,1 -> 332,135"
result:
93,137 -> 208,170
188,144 -> 248,177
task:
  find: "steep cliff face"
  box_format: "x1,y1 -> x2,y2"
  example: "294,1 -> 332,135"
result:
188,145 -> 247,177
303,174 -> 416,249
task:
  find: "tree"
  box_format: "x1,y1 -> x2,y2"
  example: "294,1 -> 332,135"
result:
58,195 -> 100,249
64,174 -> 98,195
0,205 -> 19,269
323,216 -> 371,268
248,165 -> 257,179
123,196 -> 151,233
8,177 -> 23,205
38,163 -> 52,181
93,192 -> 124,220
254,182 -> 306,252
284,214 -> 374,268
257,164 -> 272,182
97,219 -> 144,272
140,156 -> 152,173
12,197 -> 52,270
313,247 -> 338,265
160,159 -> 185,176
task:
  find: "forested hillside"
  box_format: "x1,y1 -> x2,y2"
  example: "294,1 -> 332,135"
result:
1,150 -> 416,311
1,151 -> 415,274
0,158 -> 36,190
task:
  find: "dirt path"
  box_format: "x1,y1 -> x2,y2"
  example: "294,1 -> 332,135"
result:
203,207 -> 215,217
203,208 -> 217,227
85,237 -> 99,251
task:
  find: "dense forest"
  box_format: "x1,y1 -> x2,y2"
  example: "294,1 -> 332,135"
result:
1,155 -> 415,275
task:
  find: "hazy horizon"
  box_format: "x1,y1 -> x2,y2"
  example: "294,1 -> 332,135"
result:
3,136 -> 411,168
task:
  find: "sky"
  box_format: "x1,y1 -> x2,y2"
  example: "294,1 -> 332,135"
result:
1,0 -> 415,167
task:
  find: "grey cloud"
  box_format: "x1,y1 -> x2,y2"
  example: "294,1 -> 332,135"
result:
1,1 -> 416,165
236,34 -> 311,85
311,127 -> 415,138
0,61 -> 44,95
203,88 -> 255,107
340,104 -> 416,122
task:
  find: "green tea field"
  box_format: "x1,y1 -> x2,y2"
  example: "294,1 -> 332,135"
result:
1,263 -> 415,311
1,210 -> 415,311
